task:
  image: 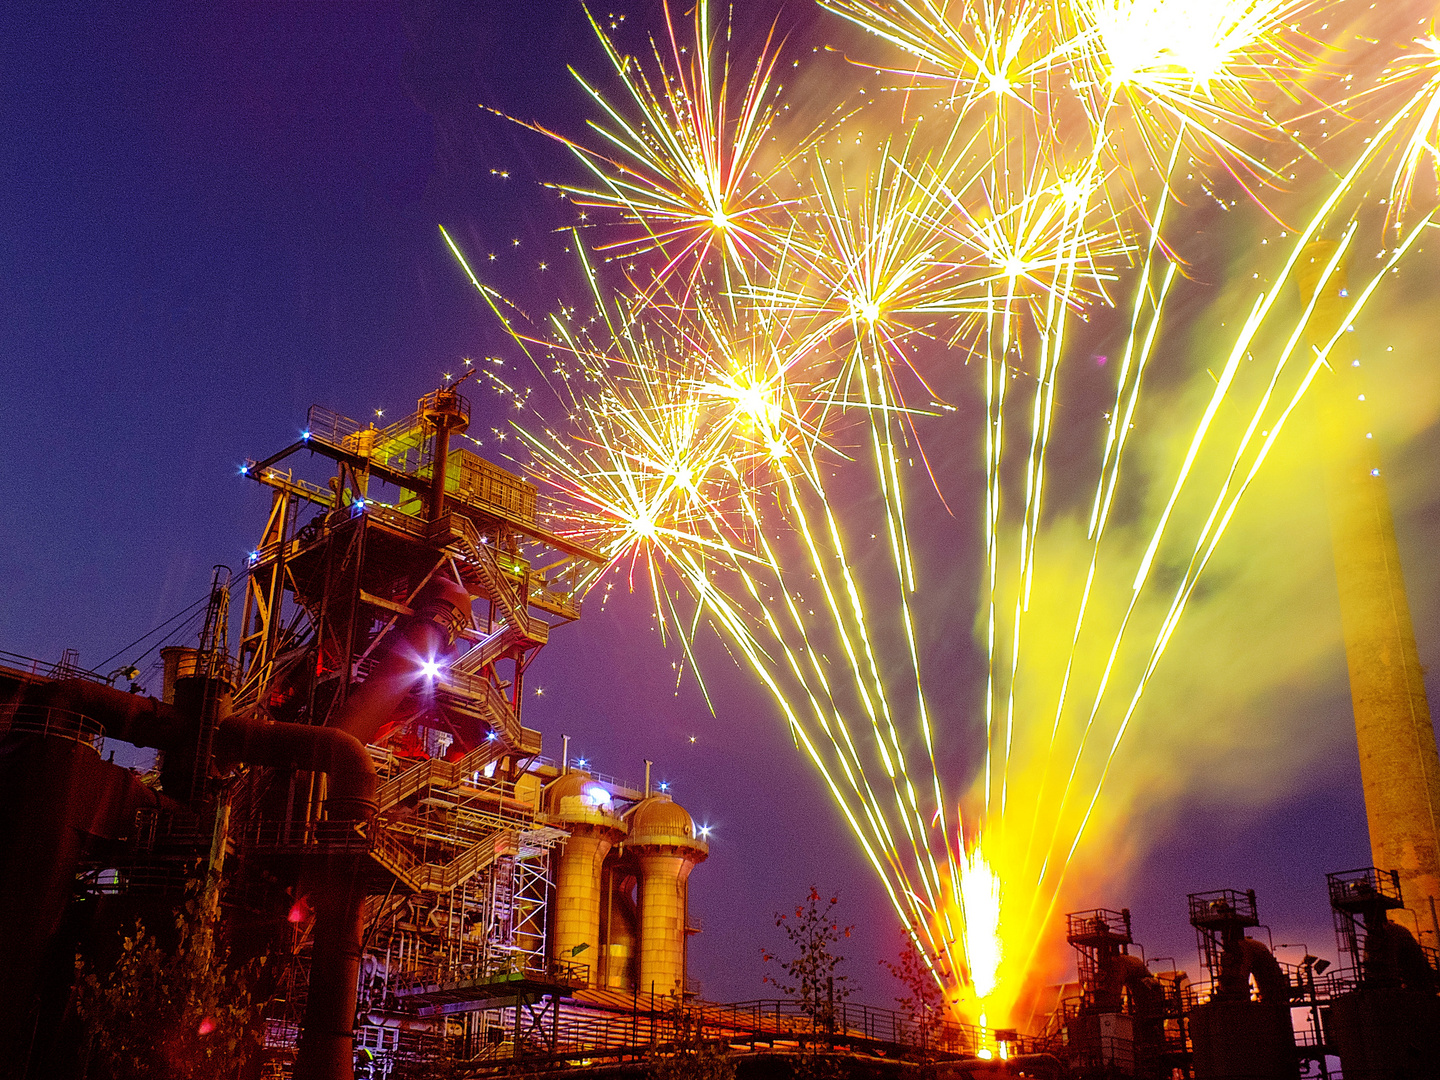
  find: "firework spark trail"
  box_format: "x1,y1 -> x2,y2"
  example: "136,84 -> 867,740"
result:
821,0 -> 1066,119
997,177 -> 1110,824
1017,257 -> 1176,879
453,199 -> 961,949
507,0 -> 828,303
852,345 -> 954,891
1016,216 -> 1434,981
751,139 -> 1007,895
1020,55 -> 1440,904
484,267 -> 932,925
742,440 -> 949,920
674,542 -> 949,955
1025,70 -> 1440,912
1004,0 -> 1421,923
448,0 -> 1440,1025
1387,31 -> 1440,226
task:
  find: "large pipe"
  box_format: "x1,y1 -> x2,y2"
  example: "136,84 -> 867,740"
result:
36,680 -> 190,749
213,716 -> 375,817
1298,243 -> 1440,935
0,707 -> 158,1066
20,572 -> 472,1080
290,576 -> 472,1080
333,576 -> 472,749
26,678 -> 380,1080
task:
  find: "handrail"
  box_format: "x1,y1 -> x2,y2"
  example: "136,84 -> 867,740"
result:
534,756 -> 644,799
434,667 -> 526,749
402,995 -> 1041,1064
0,652 -> 110,685
446,515 -> 540,643
370,825 -> 519,893
0,705 -> 106,751
454,622 -> 530,675
374,739 -> 512,814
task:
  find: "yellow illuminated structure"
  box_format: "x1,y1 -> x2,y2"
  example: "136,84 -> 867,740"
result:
542,773 -> 708,997
629,794 -> 709,997
548,771 -> 629,984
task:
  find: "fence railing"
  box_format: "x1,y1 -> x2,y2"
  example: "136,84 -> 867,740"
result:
0,705 -> 106,751
417,995 -> 1044,1066
0,651 -> 108,684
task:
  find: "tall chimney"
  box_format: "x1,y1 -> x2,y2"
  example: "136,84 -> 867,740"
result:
1299,241 -> 1440,940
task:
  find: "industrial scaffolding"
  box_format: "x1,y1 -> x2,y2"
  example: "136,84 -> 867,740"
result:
224,389 -> 603,1076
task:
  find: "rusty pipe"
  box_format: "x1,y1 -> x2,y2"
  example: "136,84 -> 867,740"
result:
213,717 -> 375,818
35,680 -> 377,819
285,576 -> 472,1080
332,575 -> 473,748
35,679 -> 190,749
30,679 -> 378,1080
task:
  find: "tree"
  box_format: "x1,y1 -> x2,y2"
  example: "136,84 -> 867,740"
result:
76,879 -> 270,1080
762,887 -> 855,1028
881,938 -> 948,1049
649,1001 -> 736,1080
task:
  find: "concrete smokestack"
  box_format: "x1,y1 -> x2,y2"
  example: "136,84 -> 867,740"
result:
1299,241 -> 1440,938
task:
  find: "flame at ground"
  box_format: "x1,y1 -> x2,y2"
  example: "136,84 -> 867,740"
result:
957,843 -> 1003,1016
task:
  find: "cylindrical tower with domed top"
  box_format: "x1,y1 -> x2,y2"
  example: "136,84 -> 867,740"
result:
627,793 -> 708,997
547,771 -> 628,985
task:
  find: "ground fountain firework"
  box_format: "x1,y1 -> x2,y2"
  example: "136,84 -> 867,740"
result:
448,0 -> 1440,1032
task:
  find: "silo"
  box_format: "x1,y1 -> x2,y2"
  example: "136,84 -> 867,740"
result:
627,794 -> 708,998
547,771 -> 627,985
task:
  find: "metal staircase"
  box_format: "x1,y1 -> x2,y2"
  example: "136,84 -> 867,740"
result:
374,741 -> 512,816
445,514 -> 549,649
370,825 -> 521,894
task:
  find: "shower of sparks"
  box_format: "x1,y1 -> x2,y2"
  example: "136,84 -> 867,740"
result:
455,0 -> 1440,1032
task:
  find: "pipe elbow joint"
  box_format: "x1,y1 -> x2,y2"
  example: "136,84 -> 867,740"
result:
215,717 -> 377,822
409,576 -> 474,648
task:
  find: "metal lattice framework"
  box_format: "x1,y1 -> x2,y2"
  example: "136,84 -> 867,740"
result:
225,392 -> 604,1073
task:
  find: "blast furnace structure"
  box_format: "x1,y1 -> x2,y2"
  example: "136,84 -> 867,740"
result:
0,385 -> 707,1080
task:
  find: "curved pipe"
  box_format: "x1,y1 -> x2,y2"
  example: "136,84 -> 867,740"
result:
27,576 -> 473,1080
1218,937 -> 1289,1006
34,680 -> 377,819
36,679 -> 190,749
214,717 -> 375,819
333,576 -> 473,748
292,575 -> 471,1080
30,679 -> 379,1080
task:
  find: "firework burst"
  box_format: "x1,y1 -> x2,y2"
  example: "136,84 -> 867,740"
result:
454,0 -> 1440,1034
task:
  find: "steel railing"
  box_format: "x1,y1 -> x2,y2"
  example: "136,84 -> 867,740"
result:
410,996 -> 1040,1067
0,705 -> 106,751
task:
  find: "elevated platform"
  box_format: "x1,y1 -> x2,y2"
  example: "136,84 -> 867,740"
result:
398,964 -> 589,1016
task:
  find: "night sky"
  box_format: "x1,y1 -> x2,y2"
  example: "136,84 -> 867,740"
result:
2,0 -> 1423,1009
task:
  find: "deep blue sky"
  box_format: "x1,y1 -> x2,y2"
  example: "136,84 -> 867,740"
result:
0,0 -> 1396,1009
